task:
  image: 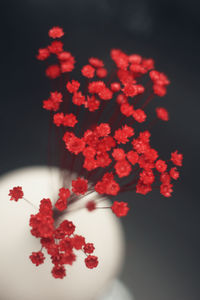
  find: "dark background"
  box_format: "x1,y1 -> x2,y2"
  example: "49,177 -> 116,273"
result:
1,0 -> 200,299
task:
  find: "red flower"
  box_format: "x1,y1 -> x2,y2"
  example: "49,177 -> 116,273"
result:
48,41 -> 63,54
65,136 -> 85,155
36,48 -> 50,61
62,252 -> 76,265
39,198 -> 53,216
95,123 -> 111,137
72,235 -> 85,250
89,57 -> 104,68
85,95 -> 100,112
45,65 -> 61,79
114,159 -> 132,178
122,83 -> 137,97
111,49 -> 129,70
59,237 -> 73,252
72,92 -> 85,106
112,148 -> 126,161
156,107 -> 169,121
83,243 -> 95,254
127,150 -> 139,165
43,91 -> 63,111
55,198 -> 67,211
106,180 -> 120,195
88,81 -> 105,93
140,169 -> 155,185
59,188 -> 71,200
85,255 -> 98,269
160,183 -> 173,197
153,84 -> 167,97
81,65 -> 95,78
86,200 -> 96,211
132,109 -> 147,123
136,180 -> 152,195
30,251 -> 45,266
51,265 -> 66,279
58,220 -> 75,236
48,26 -> 64,39
110,82 -> 121,92
96,67 -> 107,78
170,167 -> 179,180
66,80 -> 80,93
53,113 -> 64,126
155,159 -> 167,173
98,87 -> 113,100
120,103 -> 134,117
9,186 -> 24,201
63,114 -> 78,127
171,150 -> 183,166
111,201 -> 129,217
72,178 -> 88,195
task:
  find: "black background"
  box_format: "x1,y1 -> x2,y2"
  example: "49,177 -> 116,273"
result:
1,0 -> 200,299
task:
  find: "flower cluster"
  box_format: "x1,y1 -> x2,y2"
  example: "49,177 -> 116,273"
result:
9,26 -> 183,279
29,189 -> 98,278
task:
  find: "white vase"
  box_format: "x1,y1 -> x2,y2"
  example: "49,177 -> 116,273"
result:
0,166 -> 132,300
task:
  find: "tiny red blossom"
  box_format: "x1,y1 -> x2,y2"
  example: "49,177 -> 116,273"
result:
114,159 -> 132,178
72,178 -> 88,195
120,103 -> 134,117
72,92 -> 85,106
81,65 -> 95,78
85,255 -> 98,269
58,220 -> 75,236
116,94 -> 127,104
86,200 -> 96,211
160,183 -> 173,197
9,186 -> 24,201
89,57 -> 104,68
171,150 -> 183,166
110,82 -> 121,92
95,123 -> 111,137
65,136 -> 85,154
30,251 -> 45,266
127,150 -> 139,165
88,81 -> 106,94
72,235 -> 85,250
112,148 -> 126,161
132,109 -> 147,123
136,180 -> 152,195
98,87 -> 113,100
61,61 -> 75,73
63,114 -> 78,127
48,41 -> 63,54
153,84 -> 167,97
96,67 -> 107,78
37,48 -> 50,61
66,80 -> 80,93
59,188 -> 71,200
156,107 -> 169,121
53,113 -> 64,126
85,95 -> 100,112
155,159 -> 167,173
170,167 -> 179,180
111,201 -> 129,217
129,54 -> 142,64
45,65 -> 61,79
48,26 -> 64,39
55,198 -> 67,211
39,198 -> 53,216
83,243 -> 95,254
51,265 -> 66,279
